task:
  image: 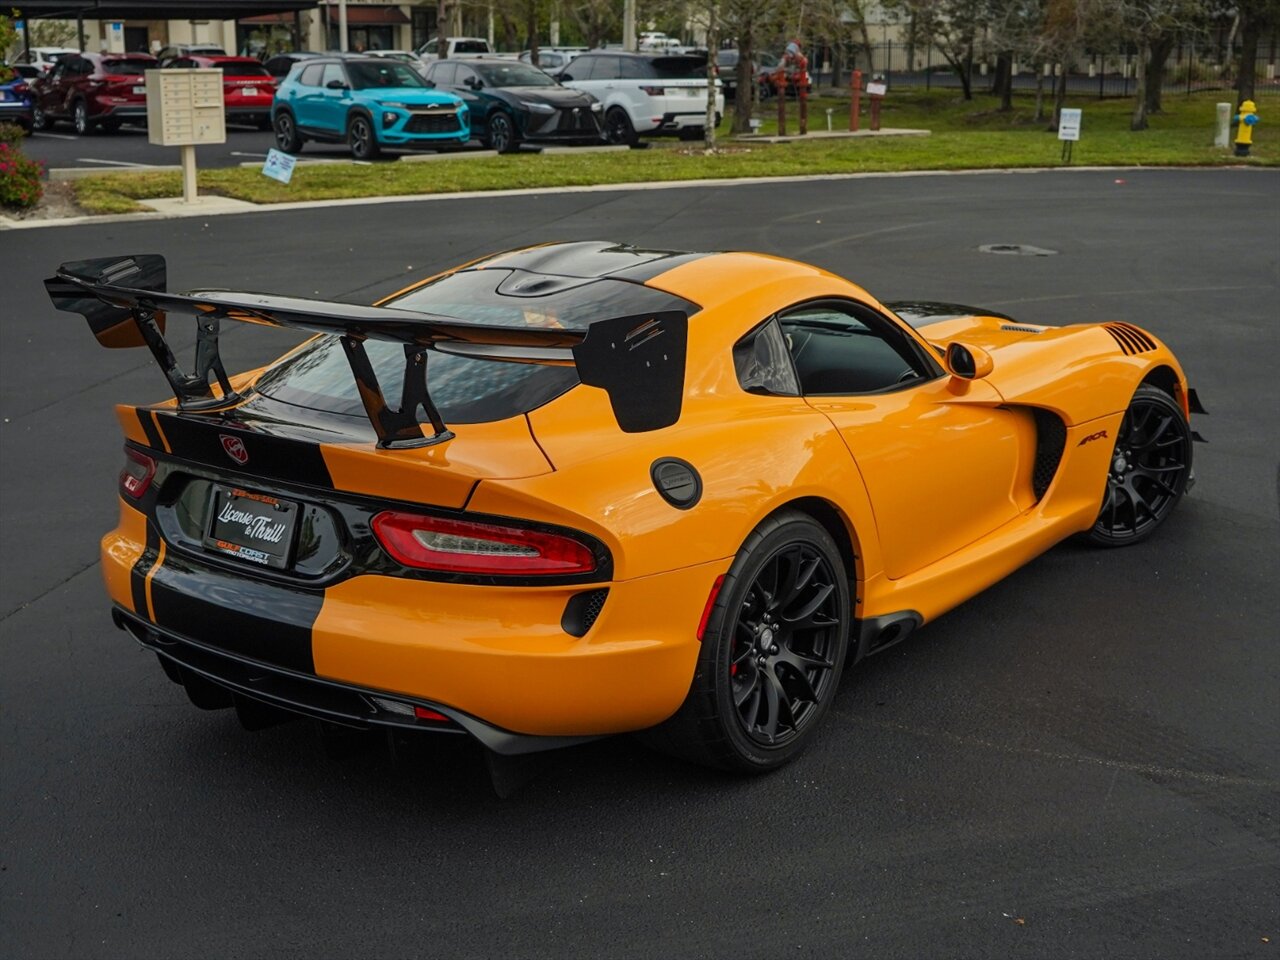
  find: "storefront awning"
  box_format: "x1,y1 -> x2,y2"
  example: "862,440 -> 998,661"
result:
320,2 -> 409,26
13,0 -> 314,19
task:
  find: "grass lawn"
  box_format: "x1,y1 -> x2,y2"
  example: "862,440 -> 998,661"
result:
72,90 -> 1276,215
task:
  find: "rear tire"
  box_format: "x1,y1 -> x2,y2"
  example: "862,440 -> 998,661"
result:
604,106 -> 637,147
348,112 -> 380,160
32,103 -> 51,130
642,510 -> 851,773
72,99 -> 90,135
1087,384 -> 1192,547
274,110 -> 303,153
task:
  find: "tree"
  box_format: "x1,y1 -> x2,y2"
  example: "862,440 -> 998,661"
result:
719,0 -> 785,135
887,0 -> 987,100
1,13 -> 15,80
1235,0 -> 1280,104
568,0 -> 619,49
1107,0 -> 1203,130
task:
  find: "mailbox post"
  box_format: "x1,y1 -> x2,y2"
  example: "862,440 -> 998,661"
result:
145,69 -> 227,204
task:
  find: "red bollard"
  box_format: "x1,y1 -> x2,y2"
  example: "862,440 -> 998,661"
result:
775,70 -> 787,136
850,69 -> 862,132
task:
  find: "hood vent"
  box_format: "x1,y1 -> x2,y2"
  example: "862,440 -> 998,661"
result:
1104,322 -> 1157,355
1000,324 -> 1043,334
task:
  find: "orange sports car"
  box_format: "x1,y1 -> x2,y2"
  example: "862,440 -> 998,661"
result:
45,242 -> 1204,773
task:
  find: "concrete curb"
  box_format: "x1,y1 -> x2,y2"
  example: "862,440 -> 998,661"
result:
2,164 -> 1272,231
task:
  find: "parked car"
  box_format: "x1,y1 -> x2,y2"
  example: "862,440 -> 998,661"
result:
156,43 -> 226,67
164,54 -> 276,129
516,49 -> 578,74
554,50 -> 723,145
272,56 -> 469,160
32,52 -> 156,134
11,63 -> 42,82
716,48 -> 779,100
421,57 -> 601,153
45,241 -> 1202,774
13,47 -> 77,75
415,36 -> 495,61
263,51 -> 325,81
0,69 -> 35,132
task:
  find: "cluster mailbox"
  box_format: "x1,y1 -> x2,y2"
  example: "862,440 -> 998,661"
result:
145,69 -> 226,146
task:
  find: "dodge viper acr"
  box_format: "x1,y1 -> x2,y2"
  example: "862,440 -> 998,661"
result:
45,243 -> 1204,773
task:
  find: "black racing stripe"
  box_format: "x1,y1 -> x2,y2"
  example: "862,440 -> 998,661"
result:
137,408 -> 164,449
611,251 -> 714,282
130,517 -> 160,618
155,412 -> 334,489
149,553 -> 320,674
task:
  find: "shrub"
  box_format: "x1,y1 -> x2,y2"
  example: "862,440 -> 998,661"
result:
0,139 -> 45,209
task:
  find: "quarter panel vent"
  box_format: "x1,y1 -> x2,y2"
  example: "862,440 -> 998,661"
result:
1032,409 -> 1067,501
1103,322 -> 1157,355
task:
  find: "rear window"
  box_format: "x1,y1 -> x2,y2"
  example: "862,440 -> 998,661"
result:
453,41 -> 490,54
102,58 -> 154,76
348,61 -> 425,89
221,62 -> 270,78
649,56 -> 706,79
254,270 -> 694,425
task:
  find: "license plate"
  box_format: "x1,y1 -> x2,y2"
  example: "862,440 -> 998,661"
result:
133,85 -> 146,94
204,484 -> 299,570
0,90 -> 10,101
242,87 -> 258,97
684,88 -> 702,97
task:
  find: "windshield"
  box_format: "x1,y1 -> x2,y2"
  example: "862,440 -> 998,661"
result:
475,62 -> 556,88
348,61 -> 426,89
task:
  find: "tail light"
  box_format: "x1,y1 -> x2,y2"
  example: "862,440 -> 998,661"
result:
372,511 -> 597,576
120,446 -> 156,498
640,85 -> 665,96
14,81 -> 29,95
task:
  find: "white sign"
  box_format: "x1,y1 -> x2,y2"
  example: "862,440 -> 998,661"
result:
262,148 -> 297,185
866,81 -> 887,97
1058,108 -> 1082,141
107,21 -> 125,54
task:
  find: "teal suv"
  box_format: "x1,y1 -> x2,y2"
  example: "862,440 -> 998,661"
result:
273,56 -> 469,159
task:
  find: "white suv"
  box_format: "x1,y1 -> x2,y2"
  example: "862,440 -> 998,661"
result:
555,51 -> 722,145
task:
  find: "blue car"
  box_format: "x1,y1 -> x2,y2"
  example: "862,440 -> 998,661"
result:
272,56 -> 468,160
0,69 -> 35,133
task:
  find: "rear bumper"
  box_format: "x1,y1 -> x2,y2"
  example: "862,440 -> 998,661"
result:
114,606 -> 598,755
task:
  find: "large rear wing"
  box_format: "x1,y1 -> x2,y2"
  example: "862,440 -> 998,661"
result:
45,255 -> 688,445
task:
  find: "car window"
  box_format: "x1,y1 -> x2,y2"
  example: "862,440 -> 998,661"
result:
452,63 -> 475,85
102,58 -> 152,76
348,61 -> 424,89
431,61 -> 457,85
454,40 -> 489,54
650,56 -> 706,79
475,61 -> 554,87
734,319 -> 800,396
320,63 -> 346,88
618,58 -> 649,79
222,62 -> 270,78
298,63 -> 324,86
780,302 -> 933,395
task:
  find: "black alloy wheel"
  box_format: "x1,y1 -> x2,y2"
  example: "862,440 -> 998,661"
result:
32,103 -> 50,130
604,106 -> 636,146
642,510 -> 850,772
72,99 -> 90,135
274,110 -> 303,153
1089,384 -> 1192,547
488,111 -> 517,153
348,113 -> 380,160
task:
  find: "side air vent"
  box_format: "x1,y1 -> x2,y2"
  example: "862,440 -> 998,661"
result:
1000,324 -> 1043,334
562,589 -> 609,638
1032,409 -> 1067,501
1103,322 -> 1157,355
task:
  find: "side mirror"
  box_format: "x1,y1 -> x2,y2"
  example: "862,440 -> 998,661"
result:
325,78 -> 347,90
944,341 -> 994,380
464,76 -> 481,89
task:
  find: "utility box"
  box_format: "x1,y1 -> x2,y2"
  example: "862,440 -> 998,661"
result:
145,69 -> 226,146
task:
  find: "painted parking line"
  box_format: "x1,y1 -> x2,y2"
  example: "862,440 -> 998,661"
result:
230,151 -> 269,158
76,158 -> 153,167
35,131 -> 79,141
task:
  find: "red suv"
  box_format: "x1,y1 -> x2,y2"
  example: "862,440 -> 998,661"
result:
32,52 -> 156,134
165,55 -> 277,129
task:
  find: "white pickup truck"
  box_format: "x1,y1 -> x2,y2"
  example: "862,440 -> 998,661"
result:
416,37 -> 515,61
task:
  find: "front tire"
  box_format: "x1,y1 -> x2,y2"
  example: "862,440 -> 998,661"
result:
1088,384 -> 1192,547
644,510 -> 851,773
274,110 -> 303,153
487,111 -> 517,153
347,112 -> 380,160
32,103 -> 51,130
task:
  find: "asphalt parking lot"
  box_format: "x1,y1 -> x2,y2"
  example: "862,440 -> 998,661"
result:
2,169 -> 1277,959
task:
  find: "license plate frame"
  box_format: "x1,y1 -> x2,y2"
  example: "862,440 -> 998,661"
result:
203,484 -> 299,570
241,86 -> 259,97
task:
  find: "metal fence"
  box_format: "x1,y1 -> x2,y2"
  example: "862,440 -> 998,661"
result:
812,39 -> 1280,99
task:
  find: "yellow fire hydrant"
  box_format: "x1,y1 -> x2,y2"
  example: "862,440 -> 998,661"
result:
1234,99 -> 1259,157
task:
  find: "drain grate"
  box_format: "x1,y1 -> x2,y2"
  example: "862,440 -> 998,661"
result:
979,243 -> 1058,256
